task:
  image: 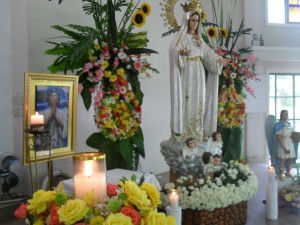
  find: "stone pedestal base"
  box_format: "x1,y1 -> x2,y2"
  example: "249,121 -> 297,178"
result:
182,201 -> 247,225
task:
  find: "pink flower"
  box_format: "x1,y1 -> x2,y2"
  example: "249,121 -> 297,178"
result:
107,183 -> 118,197
247,54 -> 257,62
216,48 -> 224,56
113,59 -> 120,67
95,70 -> 104,81
133,61 -> 142,71
78,83 -> 83,94
237,67 -> 244,74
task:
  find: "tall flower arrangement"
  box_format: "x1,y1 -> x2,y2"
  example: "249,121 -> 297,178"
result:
45,0 -> 158,170
201,0 -> 260,161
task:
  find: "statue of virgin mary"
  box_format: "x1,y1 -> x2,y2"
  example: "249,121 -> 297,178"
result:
169,6 -> 227,142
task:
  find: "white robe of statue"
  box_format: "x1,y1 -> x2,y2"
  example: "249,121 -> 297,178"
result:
170,11 -> 223,142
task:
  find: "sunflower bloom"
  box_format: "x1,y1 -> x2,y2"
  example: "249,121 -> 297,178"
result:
132,10 -> 146,27
207,26 -> 217,39
219,27 -> 228,38
201,11 -> 207,22
141,2 -> 151,16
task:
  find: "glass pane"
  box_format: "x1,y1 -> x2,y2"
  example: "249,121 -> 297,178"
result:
295,97 -> 300,118
295,120 -> 300,132
269,75 -> 275,96
268,0 -> 285,23
276,75 -> 293,96
276,98 -> 294,118
296,76 -> 300,96
289,7 -> 300,22
289,0 -> 300,5
269,97 -> 275,115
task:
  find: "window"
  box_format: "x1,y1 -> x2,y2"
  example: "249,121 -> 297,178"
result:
267,0 -> 300,24
269,74 -> 300,131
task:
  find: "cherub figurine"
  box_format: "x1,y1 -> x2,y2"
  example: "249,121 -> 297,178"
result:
182,138 -> 203,161
208,131 -> 223,155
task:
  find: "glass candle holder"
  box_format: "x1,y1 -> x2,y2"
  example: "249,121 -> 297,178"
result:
73,152 -> 106,202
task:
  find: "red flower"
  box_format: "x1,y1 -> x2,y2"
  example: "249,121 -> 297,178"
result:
14,203 -> 27,220
49,206 -> 60,225
117,76 -> 128,86
121,206 -> 141,225
107,183 -> 118,197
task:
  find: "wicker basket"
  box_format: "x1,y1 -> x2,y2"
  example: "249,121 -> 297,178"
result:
182,201 -> 248,225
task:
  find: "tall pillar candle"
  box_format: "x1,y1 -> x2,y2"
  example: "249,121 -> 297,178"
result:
166,205 -> 182,225
169,189 -> 179,209
268,166 -> 275,181
73,152 -> 107,203
266,179 -> 278,220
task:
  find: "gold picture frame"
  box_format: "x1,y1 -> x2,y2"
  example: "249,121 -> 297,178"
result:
23,72 -> 78,164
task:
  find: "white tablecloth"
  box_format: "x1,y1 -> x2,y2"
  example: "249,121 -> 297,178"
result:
60,169 -> 161,196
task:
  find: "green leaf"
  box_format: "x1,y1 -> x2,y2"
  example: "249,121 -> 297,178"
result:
119,139 -> 134,168
125,48 -> 158,55
126,70 -> 144,104
44,46 -> 71,55
80,88 -> 92,110
107,0 -> 117,46
51,25 -> 83,41
132,126 -> 145,158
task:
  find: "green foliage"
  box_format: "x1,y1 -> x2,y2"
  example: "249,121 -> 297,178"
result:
86,127 -> 145,170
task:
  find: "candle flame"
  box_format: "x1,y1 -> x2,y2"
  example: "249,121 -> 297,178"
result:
84,160 -> 93,177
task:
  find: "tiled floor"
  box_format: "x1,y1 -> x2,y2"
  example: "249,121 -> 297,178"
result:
1,163 -> 300,225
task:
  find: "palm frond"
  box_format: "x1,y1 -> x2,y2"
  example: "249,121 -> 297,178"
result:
107,0 -> 117,46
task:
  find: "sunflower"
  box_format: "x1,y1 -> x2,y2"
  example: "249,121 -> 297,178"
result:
131,10 -> 146,27
201,10 -> 207,22
141,2 -> 151,16
207,26 -> 217,39
219,27 -> 228,38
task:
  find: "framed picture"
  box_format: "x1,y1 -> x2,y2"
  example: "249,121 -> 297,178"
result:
23,72 -> 78,164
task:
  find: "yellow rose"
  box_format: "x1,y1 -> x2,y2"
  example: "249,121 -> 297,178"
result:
27,190 -> 56,215
285,193 -> 293,202
102,61 -> 109,69
104,213 -> 132,225
33,219 -> 45,225
84,189 -> 99,208
57,199 -> 89,225
124,181 -> 151,211
110,75 -> 117,82
104,71 -> 112,78
90,215 -> 106,225
116,67 -> 125,76
140,182 -> 161,209
142,211 -> 168,225
167,216 -> 176,225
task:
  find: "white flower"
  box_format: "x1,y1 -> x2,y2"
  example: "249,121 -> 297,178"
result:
117,51 -> 127,60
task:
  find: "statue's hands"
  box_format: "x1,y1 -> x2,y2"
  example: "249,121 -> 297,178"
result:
218,58 -> 229,67
180,49 -> 191,56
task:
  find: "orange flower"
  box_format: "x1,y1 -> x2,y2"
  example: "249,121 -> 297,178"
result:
49,205 -> 60,225
121,206 -> 141,225
14,203 -> 28,220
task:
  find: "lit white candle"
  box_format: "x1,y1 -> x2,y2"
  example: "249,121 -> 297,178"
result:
73,153 -> 107,203
30,112 -> 44,125
169,189 -> 179,209
268,166 -> 275,181
266,179 -> 278,220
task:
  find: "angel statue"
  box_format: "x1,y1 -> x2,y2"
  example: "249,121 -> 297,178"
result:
266,110 -> 296,181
